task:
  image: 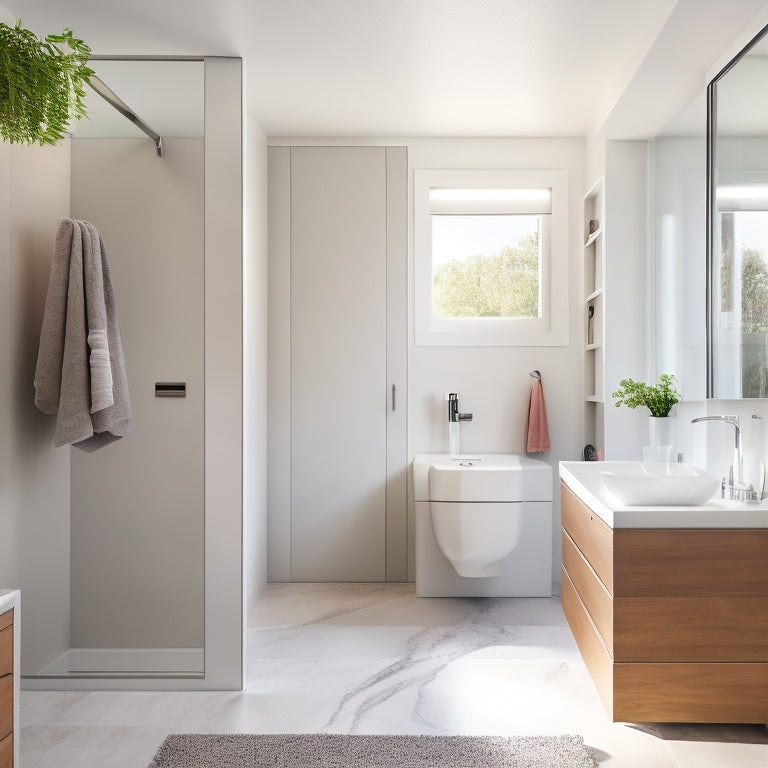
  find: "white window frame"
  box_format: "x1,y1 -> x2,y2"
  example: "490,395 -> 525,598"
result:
414,168 -> 569,346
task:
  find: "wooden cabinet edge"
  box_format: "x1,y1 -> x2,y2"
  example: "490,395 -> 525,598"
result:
561,567 -> 614,718
0,733 -> 12,768
562,529 -> 613,653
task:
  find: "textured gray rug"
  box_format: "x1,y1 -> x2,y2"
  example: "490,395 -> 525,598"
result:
148,733 -> 599,767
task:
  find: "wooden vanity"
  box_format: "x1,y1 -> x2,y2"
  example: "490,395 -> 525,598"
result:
560,463 -> 768,723
0,592 -> 19,768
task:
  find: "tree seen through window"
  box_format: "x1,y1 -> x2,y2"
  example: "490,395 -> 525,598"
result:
431,215 -> 540,319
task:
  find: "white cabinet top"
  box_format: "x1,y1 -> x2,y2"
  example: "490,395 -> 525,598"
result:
560,461 -> 768,529
0,590 -> 19,614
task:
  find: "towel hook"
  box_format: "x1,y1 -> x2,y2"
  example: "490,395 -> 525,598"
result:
529,370 -> 541,380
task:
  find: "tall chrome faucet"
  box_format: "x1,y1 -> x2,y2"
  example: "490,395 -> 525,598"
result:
448,393 -> 473,456
690,415 -> 755,500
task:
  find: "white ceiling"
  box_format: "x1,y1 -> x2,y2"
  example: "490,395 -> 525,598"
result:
6,0 -> 768,139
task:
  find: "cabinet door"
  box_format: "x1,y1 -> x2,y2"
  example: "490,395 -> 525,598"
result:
290,147 -> 388,581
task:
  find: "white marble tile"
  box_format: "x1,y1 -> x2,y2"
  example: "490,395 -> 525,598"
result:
21,583 -> 768,768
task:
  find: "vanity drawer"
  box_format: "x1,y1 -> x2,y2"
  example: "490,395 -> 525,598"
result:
562,529 -> 613,653
0,733 -> 11,768
0,626 -> 11,678
0,675 -> 11,742
613,529 -> 768,597
613,595 -> 768,662
561,482 -> 613,593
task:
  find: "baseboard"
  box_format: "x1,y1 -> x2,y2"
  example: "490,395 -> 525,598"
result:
38,647 -> 204,675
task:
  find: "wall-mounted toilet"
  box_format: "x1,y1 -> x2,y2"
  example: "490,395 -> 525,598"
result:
413,454 -> 552,597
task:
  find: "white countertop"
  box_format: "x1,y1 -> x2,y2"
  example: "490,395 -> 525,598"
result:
559,461 -> 768,529
0,590 -> 19,614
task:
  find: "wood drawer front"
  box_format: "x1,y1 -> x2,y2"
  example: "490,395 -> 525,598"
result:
562,529 -> 613,653
0,732 -> 11,768
561,483 -> 613,593
0,612 -> 10,634
613,529 -> 768,597
614,596 -> 768,662
561,567 -> 613,717
0,675 -> 11,742
614,662 -> 768,723
0,628 -> 11,678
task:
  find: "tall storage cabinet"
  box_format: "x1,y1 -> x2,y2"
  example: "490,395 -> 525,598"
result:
583,178 -> 605,456
268,146 -> 408,582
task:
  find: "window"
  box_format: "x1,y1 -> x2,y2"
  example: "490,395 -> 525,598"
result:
415,169 -> 569,346
715,187 -> 768,397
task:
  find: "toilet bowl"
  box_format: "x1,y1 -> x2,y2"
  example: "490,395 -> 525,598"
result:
430,501 -> 522,577
427,457 -> 529,578
413,454 -> 552,597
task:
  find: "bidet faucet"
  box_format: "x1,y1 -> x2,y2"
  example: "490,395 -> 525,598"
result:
448,393 -> 473,424
690,415 -> 753,500
448,393 -> 473,456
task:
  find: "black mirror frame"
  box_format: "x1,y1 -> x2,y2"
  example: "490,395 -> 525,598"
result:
707,23 -> 768,397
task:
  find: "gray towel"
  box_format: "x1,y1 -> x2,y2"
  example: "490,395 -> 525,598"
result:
34,218 -> 131,451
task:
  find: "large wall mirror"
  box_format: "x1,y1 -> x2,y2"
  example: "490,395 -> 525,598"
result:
708,25 -> 768,398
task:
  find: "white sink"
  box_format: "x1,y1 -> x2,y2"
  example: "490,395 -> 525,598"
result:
600,463 -> 720,506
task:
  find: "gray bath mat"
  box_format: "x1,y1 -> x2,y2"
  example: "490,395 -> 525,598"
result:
148,733 -> 599,767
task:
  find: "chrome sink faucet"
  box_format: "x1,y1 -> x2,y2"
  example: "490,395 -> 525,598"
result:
690,415 -> 756,501
448,393 -> 473,456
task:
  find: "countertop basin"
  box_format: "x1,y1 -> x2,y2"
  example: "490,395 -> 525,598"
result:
558,461 -> 768,529
600,463 -> 720,507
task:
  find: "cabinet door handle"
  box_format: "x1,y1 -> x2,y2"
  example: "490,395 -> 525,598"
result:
392,384 -> 396,412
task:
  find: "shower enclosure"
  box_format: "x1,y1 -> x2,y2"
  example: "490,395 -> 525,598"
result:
10,57 -> 245,689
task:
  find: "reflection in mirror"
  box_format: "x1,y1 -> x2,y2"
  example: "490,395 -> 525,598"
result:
709,26 -> 768,398
31,59 -> 206,678
651,90 -> 706,402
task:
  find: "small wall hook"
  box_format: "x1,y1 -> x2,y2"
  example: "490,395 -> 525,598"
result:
529,370 -> 541,380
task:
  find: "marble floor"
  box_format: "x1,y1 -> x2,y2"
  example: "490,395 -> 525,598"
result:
21,583 -> 768,767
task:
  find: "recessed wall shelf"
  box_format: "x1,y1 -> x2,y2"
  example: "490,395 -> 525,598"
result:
584,227 -> 602,248
585,288 -> 603,303
583,177 -> 605,452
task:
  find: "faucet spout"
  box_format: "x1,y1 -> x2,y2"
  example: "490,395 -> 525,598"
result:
447,393 -> 473,456
691,415 -> 743,487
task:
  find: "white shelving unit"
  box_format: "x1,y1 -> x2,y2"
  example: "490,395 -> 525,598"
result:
583,178 -> 605,456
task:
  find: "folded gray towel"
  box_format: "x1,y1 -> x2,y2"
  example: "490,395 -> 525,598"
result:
34,218 -> 131,451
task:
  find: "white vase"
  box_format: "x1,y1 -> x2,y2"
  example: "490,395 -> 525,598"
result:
648,415 -> 674,447
644,415 -> 676,464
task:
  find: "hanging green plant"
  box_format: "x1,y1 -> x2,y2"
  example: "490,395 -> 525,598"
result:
0,19 -> 94,146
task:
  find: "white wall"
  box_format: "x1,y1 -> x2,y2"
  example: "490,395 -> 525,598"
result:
602,140 -> 653,459
0,142 -> 72,675
244,108 -> 269,618
69,138 -> 205,651
406,138 -> 585,585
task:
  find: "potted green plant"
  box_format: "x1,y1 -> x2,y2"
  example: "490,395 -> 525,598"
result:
612,374 -> 682,453
611,373 -> 682,417
0,19 -> 93,146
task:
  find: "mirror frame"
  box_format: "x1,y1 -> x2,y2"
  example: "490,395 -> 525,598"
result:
706,23 -> 768,397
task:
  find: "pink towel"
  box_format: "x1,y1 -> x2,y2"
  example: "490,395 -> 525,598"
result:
526,378 -> 551,452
